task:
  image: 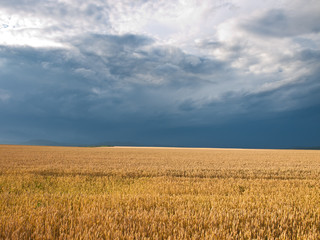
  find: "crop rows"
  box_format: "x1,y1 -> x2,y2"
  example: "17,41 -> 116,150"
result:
0,145 -> 320,239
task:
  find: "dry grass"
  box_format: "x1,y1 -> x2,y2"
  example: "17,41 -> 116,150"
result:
0,145 -> 320,239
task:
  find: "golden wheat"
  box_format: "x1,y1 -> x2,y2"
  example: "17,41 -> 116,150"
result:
0,145 -> 320,239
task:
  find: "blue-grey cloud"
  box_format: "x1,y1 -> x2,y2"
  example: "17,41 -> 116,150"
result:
242,8 -> 320,38
0,0 -> 319,147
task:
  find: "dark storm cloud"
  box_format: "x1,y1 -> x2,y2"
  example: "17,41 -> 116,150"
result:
1,0 -> 320,147
0,33 -> 223,125
68,33 -> 228,90
1,30 -> 319,130
0,32 -> 228,145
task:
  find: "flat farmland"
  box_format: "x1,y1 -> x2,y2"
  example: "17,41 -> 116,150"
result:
0,145 -> 320,239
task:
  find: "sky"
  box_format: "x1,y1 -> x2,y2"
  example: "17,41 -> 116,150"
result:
0,0 -> 319,148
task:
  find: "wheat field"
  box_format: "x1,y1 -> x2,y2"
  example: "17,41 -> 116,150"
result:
0,145 -> 320,239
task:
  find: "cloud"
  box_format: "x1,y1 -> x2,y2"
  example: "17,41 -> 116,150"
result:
241,8 -> 320,38
0,0 -> 319,147
0,89 -> 10,101
1,31 -> 318,126
0,0 -> 111,47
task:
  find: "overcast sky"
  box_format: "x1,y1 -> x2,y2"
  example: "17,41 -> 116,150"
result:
0,0 -> 319,148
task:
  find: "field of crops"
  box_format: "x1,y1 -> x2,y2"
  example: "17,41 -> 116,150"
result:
0,145 -> 320,239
